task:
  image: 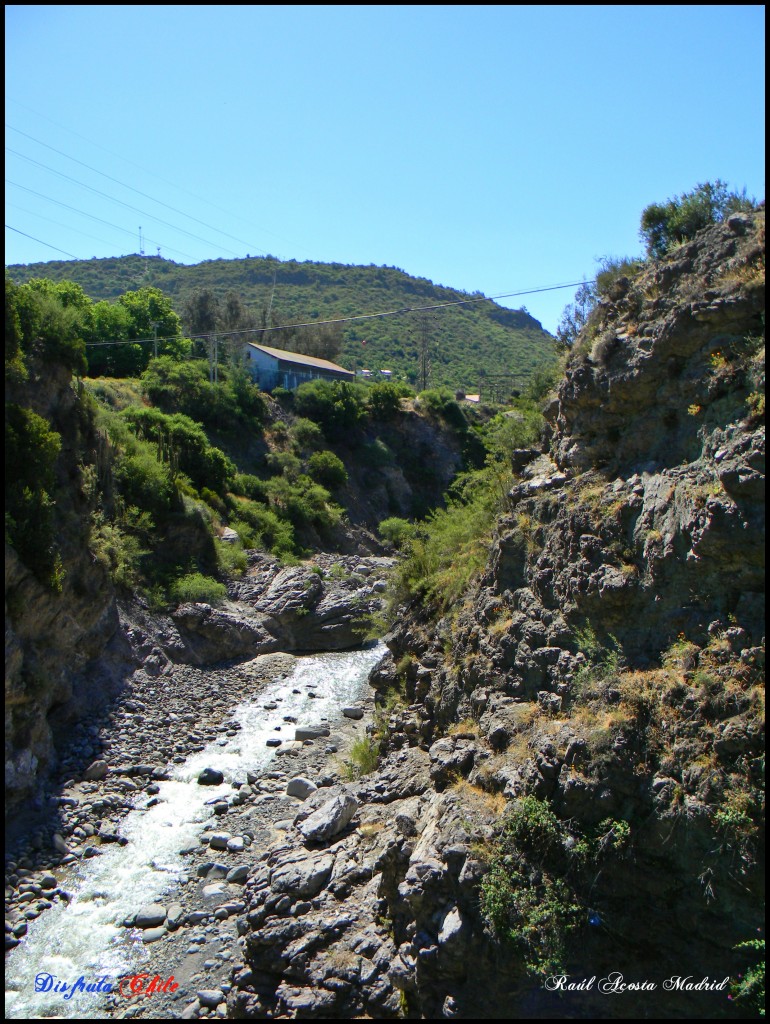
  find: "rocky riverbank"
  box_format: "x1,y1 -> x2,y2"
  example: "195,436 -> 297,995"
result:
5,553 -> 394,1018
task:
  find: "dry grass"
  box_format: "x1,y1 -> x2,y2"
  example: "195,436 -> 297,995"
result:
448,717 -> 480,737
450,777 -> 507,816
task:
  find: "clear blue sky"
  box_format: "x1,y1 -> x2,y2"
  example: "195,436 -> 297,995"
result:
5,4 -> 765,334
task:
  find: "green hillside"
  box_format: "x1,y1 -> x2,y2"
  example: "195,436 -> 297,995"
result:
6,255 -> 558,392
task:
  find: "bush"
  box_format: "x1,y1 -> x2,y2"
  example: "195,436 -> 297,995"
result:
479,798 -> 581,977
640,180 -> 756,258
344,735 -> 380,777
294,379 -> 367,440
170,572 -> 227,606
378,516 -> 417,549
231,498 -> 296,557
113,442 -> 177,520
307,450 -> 348,489
290,416 -> 324,450
416,387 -> 467,430
595,255 -> 644,298
367,381 -> 403,420
266,450 -> 302,480
121,405 -> 235,495
232,473 -> 270,502
361,438 -> 394,467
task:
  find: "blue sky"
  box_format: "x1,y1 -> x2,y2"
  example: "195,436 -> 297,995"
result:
5,4 -> 765,334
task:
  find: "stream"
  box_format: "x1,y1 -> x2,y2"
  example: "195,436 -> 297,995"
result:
5,643 -> 386,1019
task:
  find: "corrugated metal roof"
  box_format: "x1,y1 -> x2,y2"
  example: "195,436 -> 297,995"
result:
246,343 -> 354,376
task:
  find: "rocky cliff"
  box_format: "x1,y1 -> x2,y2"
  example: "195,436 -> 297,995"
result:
229,211 -> 765,1018
5,361 -> 127,817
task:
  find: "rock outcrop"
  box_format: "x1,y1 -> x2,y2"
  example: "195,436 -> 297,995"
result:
231,211 -> 765,1018
167,553 -> 393,666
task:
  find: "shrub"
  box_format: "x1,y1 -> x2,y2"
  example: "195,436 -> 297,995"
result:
231,498 -> 296,557
232,473 -> 270,502
113,442 -> 176,520
170,572 -> 227,606
307,450 -> 348,489
290,417 -> 324,450
361,438 -> 394,466
89,510 -> 148,589
215,538 -> 248,576
730,939 -> 765,1016
479,798 -> 581,976
367,381 -> 403,420
416,387 -> 467,430
344,735 -> 379,777
121,405 -> 235,495
378,516 -> 417,549
294,379 -> 367,439
640,180 -> 756,258
595,255 -> 644,298
266,450 -> 302,480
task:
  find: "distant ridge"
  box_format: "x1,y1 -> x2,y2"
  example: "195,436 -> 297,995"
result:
6,254 -> 558,390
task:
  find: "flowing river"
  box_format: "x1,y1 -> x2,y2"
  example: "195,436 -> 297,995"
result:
5,643 -> 386,1019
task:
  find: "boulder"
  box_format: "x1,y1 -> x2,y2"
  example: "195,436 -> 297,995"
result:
297,789 -> 358,842
83,760 -> 109,781
135,904 -> 167,928
286,777 -> 318,800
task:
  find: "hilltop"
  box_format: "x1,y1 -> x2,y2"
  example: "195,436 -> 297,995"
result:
5,254 -> 558,392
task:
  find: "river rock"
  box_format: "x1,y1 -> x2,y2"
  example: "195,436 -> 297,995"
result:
295,726 -> 330,741
226,865 -> 249,883
135,904 -> 167,928
270,851 -> 335,897
197,989 -> 225,1009
286,777 -> 318,800
166,903 -> 185,930
198,768 -> 224,786
83,759 -> 109,781
342,706 -> 365,720
297,788 -> 358,842
52,834 -> 69,855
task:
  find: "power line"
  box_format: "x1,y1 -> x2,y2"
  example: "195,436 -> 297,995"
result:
6,201 -> 126,251
6,179 -> 197,260
84,278 -> 589,348
5,225 -> 79,260
6,146 -> 244,258
6,123 -> 271,258
5,102 -> 305,258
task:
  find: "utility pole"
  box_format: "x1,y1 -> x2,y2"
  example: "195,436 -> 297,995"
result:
419,315 -> 431,391
151,321 -> 160,360
208,334 -> 219,384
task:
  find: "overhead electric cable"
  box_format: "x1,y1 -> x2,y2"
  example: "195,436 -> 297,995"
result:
5,103 -> 303,256
5,225 -> 79,259
84,279 -> 589,347
6,147 -> 244,257
6,124 -> 271,257
6,179 -> 197,260
6,202 -> 126,250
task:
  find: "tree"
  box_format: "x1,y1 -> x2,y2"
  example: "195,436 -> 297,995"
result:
184,288 -> 220,337
640,180 -> 756,259
12,278 -> 88,375
556,281 -> 597,347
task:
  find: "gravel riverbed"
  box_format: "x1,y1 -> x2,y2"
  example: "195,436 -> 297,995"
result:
5,646 -> 384,1020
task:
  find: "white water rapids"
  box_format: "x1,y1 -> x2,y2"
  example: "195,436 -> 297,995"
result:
5,643 -> 385,1019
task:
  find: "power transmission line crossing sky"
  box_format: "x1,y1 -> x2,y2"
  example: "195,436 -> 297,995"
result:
4,5 -> 765,334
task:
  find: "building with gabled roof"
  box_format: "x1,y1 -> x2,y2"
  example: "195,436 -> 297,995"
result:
243,342 -> 355,392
